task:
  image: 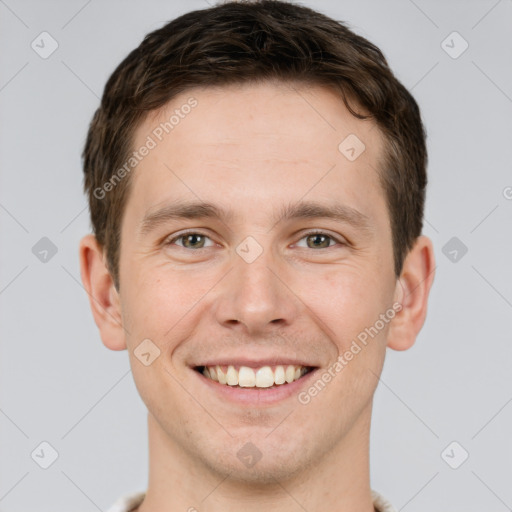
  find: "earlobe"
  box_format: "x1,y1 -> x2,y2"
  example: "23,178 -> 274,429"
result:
387,235 -> 436,351
79,234 -> 127,351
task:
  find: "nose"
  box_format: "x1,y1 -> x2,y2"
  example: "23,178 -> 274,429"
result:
212,242 -> 300,336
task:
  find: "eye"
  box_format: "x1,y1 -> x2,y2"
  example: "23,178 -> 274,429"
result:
166,231 -> 215,249
294,231 -> 344,249
164,230 -> 346,251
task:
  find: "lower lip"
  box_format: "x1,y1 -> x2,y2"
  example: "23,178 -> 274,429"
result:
193,367 -> 319,406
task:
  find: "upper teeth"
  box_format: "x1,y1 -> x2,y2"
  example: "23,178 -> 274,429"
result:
202,365 -> 309,388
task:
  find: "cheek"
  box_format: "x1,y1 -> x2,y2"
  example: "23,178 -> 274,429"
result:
307,268 -> 391,343
307,273 -> 389,413
120,262 -> 220,361
122,259 -> 191,317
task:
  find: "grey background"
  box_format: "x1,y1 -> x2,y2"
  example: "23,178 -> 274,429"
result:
1,0 -> 511,510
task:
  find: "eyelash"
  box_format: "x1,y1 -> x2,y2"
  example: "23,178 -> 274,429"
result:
165,229 -> 346,250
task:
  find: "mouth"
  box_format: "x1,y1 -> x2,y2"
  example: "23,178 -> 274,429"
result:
193,364 -> 317,389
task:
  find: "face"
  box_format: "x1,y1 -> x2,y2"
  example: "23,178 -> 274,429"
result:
116,81 -> 400,482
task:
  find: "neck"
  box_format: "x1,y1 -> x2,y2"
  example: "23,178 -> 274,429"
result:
137,400 -> 376,512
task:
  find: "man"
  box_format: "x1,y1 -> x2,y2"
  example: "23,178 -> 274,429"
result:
79,1 -> 435,511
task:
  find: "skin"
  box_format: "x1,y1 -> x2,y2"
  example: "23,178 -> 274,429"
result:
80,81 -> 435,512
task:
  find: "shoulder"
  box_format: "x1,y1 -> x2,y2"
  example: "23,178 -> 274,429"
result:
105,491 -> 146,512
372,489 -> 397,512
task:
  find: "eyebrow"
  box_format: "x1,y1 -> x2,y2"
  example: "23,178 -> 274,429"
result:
138,199 -> 373,237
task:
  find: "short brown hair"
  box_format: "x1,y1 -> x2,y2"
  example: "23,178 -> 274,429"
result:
82,0 -> 427,291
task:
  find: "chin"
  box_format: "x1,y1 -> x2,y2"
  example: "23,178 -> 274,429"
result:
201,437 -> 310,485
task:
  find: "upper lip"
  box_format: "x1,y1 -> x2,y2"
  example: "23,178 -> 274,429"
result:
191,357 -> 318,369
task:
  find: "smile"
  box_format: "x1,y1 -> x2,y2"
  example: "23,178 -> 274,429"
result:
194,364 -> 315,389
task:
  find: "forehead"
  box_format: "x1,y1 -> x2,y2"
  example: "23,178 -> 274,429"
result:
138,80 -> 383,159
126,81 -> 387,227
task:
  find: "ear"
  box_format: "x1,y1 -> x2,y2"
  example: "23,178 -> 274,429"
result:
79,234 -> 127,351
387,235 -> 436,351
